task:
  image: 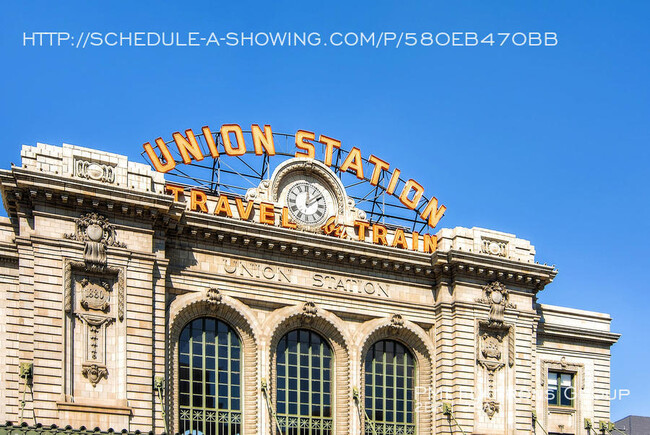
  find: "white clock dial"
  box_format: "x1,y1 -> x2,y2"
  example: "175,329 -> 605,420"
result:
286,182 -> 329,225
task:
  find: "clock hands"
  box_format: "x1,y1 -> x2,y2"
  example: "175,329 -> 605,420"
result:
305,194 -> 323,207
287,182 -> 328,224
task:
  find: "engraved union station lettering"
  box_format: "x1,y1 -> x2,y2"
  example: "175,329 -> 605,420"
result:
223,259 -> 293,283
312,273 -> 389,297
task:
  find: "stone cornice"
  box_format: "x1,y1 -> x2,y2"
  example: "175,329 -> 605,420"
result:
177,211 -> 437,278
0,240 -> 18,263
1,166 -> 558,285
433,250 -> 557,292
538,323 -> 620,345
0,168 -> 183,222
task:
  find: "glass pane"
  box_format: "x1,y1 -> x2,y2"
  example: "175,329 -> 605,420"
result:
178,317 -> 242,434
560,386 -> 573,407
276,329 -> 333,431
364,340 -> 416,433
560,373 -> 574,407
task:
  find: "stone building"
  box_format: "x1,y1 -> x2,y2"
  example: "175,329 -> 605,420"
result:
0,142 -> 619,434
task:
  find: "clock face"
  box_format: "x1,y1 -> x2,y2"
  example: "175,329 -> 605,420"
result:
286,181 -> 330,225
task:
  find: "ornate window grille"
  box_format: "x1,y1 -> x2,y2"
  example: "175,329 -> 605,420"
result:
364,340 -> 416,435
276,329 -> 333,435
179,318 -> 242,435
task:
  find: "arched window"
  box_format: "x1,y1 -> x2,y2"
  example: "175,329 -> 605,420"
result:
179,318 -> 242,435
364,340 -> 415,435
276,329 -> 333,434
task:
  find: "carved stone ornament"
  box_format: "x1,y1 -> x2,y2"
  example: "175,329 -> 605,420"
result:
75,159 -> 116,183
207,287 -> 223,305
81,362 -> 108,387
79,278 -> 111,312
64,261 -> 125,322
64,213 -> 126,271
476,281 -> 516,325
477,319 -> 515,420
389,313 -> 406,331
302,301 -> 318,319
481,334 -> 502,361
481,238 -> 508,257
78,314 -> 114,362
483,400 -> 500,420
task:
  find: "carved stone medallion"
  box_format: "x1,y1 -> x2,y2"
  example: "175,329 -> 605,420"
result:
483,400 -> 500,420
64,213 -> 126,271
79,278 -> 111,312
82,363 -> 108,387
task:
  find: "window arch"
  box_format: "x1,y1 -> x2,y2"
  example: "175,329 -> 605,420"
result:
179,317 -> 242,435
276,329 -> 333,434
364,340 -> 415,435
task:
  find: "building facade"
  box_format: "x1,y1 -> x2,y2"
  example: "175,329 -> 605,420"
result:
0,142 -> 619,434
613,415 -> 650,434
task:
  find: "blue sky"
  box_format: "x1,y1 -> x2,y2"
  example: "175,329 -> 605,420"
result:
1,0 -> 648,420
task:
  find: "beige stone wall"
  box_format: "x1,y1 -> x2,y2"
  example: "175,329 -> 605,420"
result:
536,304 -> 617,433
0,143 -> 619,434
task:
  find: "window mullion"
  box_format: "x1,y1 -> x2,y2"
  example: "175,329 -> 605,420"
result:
392,348 -> 397,426
226,329 -> 230,435
189,324 -> 194,434
402,346 -> 404,423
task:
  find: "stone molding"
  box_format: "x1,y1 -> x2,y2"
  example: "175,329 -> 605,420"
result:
167,289 -> 261,435
63,260 -> 125,322
540,357 -> 585,390
56,401 -> 132,416
437,250 -> 557,291
539,357 -> 585,433
538,323 -> 620,345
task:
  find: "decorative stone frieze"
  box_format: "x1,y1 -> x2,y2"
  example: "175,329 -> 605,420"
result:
74,159 -> 116,184
481,237 -> 508,257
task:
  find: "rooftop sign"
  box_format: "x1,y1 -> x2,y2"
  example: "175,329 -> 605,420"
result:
142,124 -> 446,231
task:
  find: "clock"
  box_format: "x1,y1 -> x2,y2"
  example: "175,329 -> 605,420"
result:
266,158 -> 345,231
286,181 -> 330,225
